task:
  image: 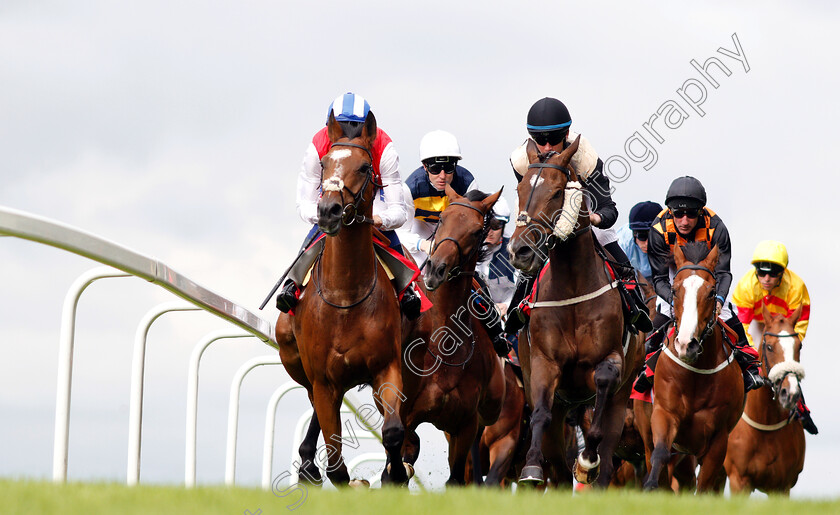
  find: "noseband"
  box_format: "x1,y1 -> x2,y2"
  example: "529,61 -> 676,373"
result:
430,201 -> 492,281
515,153 -> 586,249
761,331 -> 805,400
323,141 -> 383,226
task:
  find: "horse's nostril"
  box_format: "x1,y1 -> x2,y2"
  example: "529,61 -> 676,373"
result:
329,203 -> 342,218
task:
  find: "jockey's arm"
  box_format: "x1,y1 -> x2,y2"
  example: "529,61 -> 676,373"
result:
647,227 -> 674,302
731,274 -> 758,347
396,183 -> 423,252
374,142 -> 407,231
581,161 -> 618,229
296,143 -> 322,225
709,221 -> 733,300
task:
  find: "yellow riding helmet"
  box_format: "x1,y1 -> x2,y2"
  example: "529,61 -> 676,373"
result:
750,240 -> 789,269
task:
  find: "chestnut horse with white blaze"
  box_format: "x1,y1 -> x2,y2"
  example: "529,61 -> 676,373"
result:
724,305 -> 806,495
508,137 -> 643,487
643,242 -> 744,492
274,111 -> 408,486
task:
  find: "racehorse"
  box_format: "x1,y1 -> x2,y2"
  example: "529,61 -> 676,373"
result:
723,305 -> 806,495
400,187 -> 506,485
507,137 -> 643,487
274,111 -> 408,486
643,242 -> 744,492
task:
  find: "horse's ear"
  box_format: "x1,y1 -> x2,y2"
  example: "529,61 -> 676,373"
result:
705,244 -> 720,270
327,111 -> 343,143
674,244 -> 687,267
525,138 -> 540,163
558,134 -> 580,163
481,187 -> 504,213
444,183 -> 460,203
761,303 -> 774,325
787,305 -> 803,325
361,111 -> 378,145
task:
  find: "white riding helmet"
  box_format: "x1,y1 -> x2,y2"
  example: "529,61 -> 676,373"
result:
419,130 -> 462,162
492,196 -> 511,224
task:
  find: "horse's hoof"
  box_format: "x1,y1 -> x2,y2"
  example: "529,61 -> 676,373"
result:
386,462 -> 415,479
518,465 -> 545,486
573,454 -> 601,484
349,479 -> 370,489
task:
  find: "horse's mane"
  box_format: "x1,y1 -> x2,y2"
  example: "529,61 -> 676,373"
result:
680,241 -> 711,265
537,150 -> 561,162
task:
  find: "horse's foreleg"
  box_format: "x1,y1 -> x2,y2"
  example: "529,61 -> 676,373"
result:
311,382 -> 350,486
643,408 -> 678,491
696,431 -> 729,494
519,358 -> 561,486
296,412 -> 323,485
446,416 -> 480,486
374,364 -> 408,485
575,357 -> 622,485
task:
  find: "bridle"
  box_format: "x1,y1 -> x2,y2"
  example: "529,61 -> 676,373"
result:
515,151 -> 589,250
672,264 -> 718,352
430,201 -> 493,281
313,141 -> 383,309
322,141 -> 383,226
760,330 -> 804,400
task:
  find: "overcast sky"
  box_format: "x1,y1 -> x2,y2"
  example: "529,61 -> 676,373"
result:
1,0 -> 838,498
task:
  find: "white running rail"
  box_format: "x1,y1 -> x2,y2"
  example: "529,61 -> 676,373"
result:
0,206 -> 278,483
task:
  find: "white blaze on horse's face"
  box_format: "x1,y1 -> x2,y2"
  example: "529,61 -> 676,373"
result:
768,330 -> 804,400
530,174 -> 545,189
676,275 -> 705,357
322,148 -> 353,192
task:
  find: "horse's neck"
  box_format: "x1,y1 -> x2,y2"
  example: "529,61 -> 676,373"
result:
547,226 -> 603,291
427,261 -> 479,348
321,223 -> 376,291
692,325 -> 732,369
744,380 -> 790,422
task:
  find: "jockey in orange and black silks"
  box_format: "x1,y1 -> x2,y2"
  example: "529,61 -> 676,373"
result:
640,175 -> 768,394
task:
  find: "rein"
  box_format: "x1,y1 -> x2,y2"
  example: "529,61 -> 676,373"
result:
323,141 -> 384,227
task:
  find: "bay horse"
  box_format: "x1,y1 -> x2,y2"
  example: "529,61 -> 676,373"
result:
274,111 -> 408,486
723,305 -> 806,495
399,186 -> 506,485
643,242 -> 744,492
507,137 -> 643,487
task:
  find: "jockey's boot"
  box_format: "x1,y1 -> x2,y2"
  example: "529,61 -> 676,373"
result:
399,284 -> 422,321
732,344 -> 770,393
503,273 -> 536,335
796,393 -> 818,435
618,272 -> 654,333
276,279 -> 301,313
470,287 -> 512,358
632,349 -> 661,394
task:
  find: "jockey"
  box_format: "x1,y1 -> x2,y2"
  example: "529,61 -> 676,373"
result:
617,201 -> 662,284
731,240 -> 817,433
646,176 -> 767,392
398,130 -> 478,264
398,131 -> 509,356
275,92 -> 422,319
505,97 -> 653,335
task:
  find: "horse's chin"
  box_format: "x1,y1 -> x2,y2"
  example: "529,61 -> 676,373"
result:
676,341 -> 700,365
318,219 -> 341,236
423,276 -> 442,292
510,253 -> 540,275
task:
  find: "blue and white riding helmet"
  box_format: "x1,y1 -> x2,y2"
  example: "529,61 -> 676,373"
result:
326,92 -> 371,123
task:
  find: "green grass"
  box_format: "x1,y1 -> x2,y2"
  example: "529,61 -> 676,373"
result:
1,480 -> 838,515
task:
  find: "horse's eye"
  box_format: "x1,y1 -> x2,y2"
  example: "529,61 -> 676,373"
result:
766,345 -> 774,353
357,163 -> 371,174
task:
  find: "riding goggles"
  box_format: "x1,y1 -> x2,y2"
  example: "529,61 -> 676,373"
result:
633,230 -> 649,242
671,208 -> 700,220
426,162 -> 456,175
529,129 -> 567,146
754,262 -> 784,278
